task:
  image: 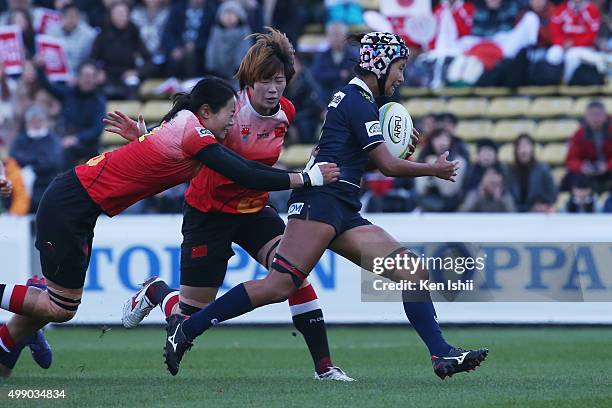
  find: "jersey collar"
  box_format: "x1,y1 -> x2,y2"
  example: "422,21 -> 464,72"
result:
349,77 -> 374,100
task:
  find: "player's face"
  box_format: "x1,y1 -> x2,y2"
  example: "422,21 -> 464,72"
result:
384,59 -> 406,97
201,97 -> 236,140
248,72 -> 287,115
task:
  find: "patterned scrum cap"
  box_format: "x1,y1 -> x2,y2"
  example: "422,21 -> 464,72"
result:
359,32 -> 409,78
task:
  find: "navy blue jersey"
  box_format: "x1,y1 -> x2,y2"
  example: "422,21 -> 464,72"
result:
314,78 -> 384,190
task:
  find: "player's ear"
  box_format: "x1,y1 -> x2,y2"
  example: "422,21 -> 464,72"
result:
198,104 -> 212,120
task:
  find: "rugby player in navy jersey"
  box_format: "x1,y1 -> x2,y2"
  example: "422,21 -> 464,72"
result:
164,32 -> 488,380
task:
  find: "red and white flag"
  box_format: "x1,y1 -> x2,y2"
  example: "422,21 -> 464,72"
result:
0,25 -> 25,75
36,8 -> 62,34
36,35 -> 71,82
381,0 -> 432,17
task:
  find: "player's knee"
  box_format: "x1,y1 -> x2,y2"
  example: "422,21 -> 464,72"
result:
43,303 -> 77,323
42,289 -> 80,323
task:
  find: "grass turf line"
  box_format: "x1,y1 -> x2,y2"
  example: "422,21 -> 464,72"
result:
0,327 -> 610,408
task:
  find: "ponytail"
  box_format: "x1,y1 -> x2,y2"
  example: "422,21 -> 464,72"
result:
161,77 -> 237,123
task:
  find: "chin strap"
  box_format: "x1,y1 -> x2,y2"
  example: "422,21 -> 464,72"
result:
377,75 -> 388,97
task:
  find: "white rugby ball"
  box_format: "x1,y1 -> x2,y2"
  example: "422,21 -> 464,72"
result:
379,102 -> 414,159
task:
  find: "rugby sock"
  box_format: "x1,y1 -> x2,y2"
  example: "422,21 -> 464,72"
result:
182,283 -> 254,340
288,285 -> 333,374
402,292 -> 452,357
145,280 -> 174,306
0,324 -> 16,352
0,284 -> 28,314
161,292 -> 180,318
0,341 -> 24,369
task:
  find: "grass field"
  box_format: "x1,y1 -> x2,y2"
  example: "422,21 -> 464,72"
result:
0,326 -> 611,407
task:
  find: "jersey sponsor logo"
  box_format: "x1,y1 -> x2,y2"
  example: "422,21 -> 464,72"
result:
256,132 -> 269,140
288,202 -> 304,216
365,120 -> 382,137
195,127 -> 214,138
328,91 -> 346,108
240,125 -> 250,140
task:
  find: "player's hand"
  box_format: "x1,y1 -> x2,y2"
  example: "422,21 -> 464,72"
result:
104,111 -> 146,141
407,128 -> 420,157
0,178 -> 13,197
433,151 -> 459,182
306,162 -> 340,186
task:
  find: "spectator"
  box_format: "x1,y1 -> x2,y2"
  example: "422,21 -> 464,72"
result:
546,0 -> 604,84
563,174 -> 600,212
466,138 -> 510,190
162,0 -> 218,79
311,22 -> 357,104
325,0 -> 363,26
435,112 -> 471,164
284,56 -> 326,144
7,8 -> 36,57
91,1 -> 151,100
130,0 -> 170,76
36,58 -> 105,169
602,191 -> 612,213
508,133 -> 557,212
459,167 -> 517,212
565,100 -> 612,193
430,0 -> 476,52
10,105 -> 62,213
48,3 -> 97,76
0,62 -> 19,148
261,0 -> 304,47
362,171 -> 417,213
416,128 -> 468,212
0,0 -> 42,27
529,195 -> 556,212
205,0 -> 252,82
0,148 -> 30,215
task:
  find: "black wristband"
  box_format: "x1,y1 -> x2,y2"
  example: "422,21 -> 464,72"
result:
301,171 -> 311,188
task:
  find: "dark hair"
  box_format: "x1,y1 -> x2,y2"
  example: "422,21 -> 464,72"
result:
477,138 -> 498,152
439,112 -> 458,125
162,77 -> 237,123
586,100 -> 605,111
573,174 -> 592,190
61,3 -> 80,13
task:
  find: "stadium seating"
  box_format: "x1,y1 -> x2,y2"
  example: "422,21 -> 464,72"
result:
141,100 -> 173,122
572,97 -> 612,116
534,119 -> 580,142
403,98 -> 446,118
539,143 -> 568,166
486,97 -> 531,118
456,120 -> 494,141
492,119 -> 537,142
278,144 -> 315,168
446,97 -> 489,118
529,97 -> 574,117
106,100 -> 142,118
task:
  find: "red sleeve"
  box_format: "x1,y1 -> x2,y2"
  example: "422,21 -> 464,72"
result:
280,97 -> 296,124
181,125 -> 218,158
566,129 -> 586,173
549,5 -> 565,45
578,4 -> 600,46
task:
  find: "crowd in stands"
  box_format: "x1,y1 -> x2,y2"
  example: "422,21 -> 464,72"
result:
0,0 -> 610,215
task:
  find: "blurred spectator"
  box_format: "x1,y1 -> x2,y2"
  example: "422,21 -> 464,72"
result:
0,147 -> 30,215
91,1 -> 151,100
205,0 -> 252,82
465,138 -> 510,190
325,0 -> 363,26
284,56 -> 325,144
10,105 -> 62,213
0,62 -> 19,148
362,171 -> 417,213
524,0 -> 561,85
563,174 -> 600,212
435,112 -> 472,164
508,133 -> 557,212
526,0 -> 554,48
459,167 -> 517,212
36,59 -> 105,169
237,0 -> 264,34
131,0 -> 170,76
546,0 -> 604,84
430,0 -> 476,52
48,3 -> 97,76
0,0 -> 42,26
529,194 -> 556,213
565,100 -> 612,193
141,183 -> 186,213
602,191 -> 612,213
311,22 -> 357,104
416,128 -> 468,212
261,0 -> 304,47
7,8 -> 36,57
162,0 -> 217,79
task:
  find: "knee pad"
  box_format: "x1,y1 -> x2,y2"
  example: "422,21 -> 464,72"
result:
45,288 -> 80,322
271,253 -> 308,288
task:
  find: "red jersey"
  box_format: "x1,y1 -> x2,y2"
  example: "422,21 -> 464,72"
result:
184,90 -> 295,214
75,110 -> 217,216
550,1 -> 601,47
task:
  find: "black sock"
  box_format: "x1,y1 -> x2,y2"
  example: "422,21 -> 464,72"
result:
145,280 -> 174,306
292,309 -> 332,374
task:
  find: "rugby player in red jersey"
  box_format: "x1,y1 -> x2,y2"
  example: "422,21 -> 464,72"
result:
0,77 -> 339,361
115,29 -> 353,381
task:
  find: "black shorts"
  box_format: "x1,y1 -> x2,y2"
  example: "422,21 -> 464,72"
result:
180,204 -> 286,288
287,188 -> 371,237
35,170 -> 101,289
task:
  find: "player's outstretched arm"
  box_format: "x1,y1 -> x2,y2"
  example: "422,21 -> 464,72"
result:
0,161 -> 12,197
195,144 -> 340,191
369,144 -> 459,182
103,111 -> 147,142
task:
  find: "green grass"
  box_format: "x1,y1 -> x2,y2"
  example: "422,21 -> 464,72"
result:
1,327 -> 611,407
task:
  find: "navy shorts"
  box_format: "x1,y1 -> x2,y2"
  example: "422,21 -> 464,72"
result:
287,188 -> 371,237
180,204 -> 286,288
35,170 -> 101,289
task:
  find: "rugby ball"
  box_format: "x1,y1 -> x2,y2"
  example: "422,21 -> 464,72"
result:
379,102 -> 414,159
